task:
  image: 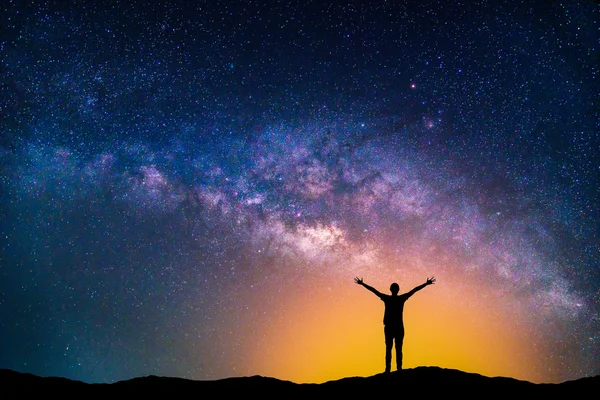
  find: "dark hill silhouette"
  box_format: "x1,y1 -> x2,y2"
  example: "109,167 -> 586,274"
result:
1,366 -> 598,394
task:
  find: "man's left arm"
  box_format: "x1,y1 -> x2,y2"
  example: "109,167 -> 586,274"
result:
406,277 -> 436,297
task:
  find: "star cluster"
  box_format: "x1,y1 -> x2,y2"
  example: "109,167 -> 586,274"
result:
1,0 -> 598,385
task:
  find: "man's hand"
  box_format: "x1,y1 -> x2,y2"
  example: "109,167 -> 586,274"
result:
354,277 -> 364,285
426,277 -> 436,285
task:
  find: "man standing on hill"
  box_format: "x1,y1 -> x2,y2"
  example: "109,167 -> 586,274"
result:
354,276 -> 436,373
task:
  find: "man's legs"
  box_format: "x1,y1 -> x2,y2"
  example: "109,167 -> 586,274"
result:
396,331 -> 405,371
384,327 -> 393,373
385,339 -> 393,373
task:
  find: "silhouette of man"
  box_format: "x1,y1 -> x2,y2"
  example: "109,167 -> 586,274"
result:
354,276 -> 435,373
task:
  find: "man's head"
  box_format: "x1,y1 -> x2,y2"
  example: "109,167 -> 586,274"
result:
390,282 -> 399,295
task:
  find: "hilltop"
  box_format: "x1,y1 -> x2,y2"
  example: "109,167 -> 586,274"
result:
2,366 -> 598,394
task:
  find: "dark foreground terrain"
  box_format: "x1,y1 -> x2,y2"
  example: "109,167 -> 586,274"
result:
1,366 -> 598,394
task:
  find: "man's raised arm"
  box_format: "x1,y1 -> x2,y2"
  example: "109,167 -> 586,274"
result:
406,276 -> 436,297
354,277 -> 384,298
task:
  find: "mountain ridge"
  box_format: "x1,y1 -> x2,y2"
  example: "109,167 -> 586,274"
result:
2,366 -> 598,393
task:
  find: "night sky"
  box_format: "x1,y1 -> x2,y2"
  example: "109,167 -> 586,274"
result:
1,0 -> 599,385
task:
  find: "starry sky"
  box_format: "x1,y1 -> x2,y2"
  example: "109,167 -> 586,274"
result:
1,0 -> 599,385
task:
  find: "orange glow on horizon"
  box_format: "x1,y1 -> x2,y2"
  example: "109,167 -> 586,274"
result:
249,271 -> 546,384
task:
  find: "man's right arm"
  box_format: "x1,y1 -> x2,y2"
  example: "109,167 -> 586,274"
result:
355,277 -> 383,298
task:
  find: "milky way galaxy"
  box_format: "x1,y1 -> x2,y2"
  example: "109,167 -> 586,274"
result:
1,0 -> 598,385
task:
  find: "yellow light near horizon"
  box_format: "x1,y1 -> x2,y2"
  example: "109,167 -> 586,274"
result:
250,273 -> 544,384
